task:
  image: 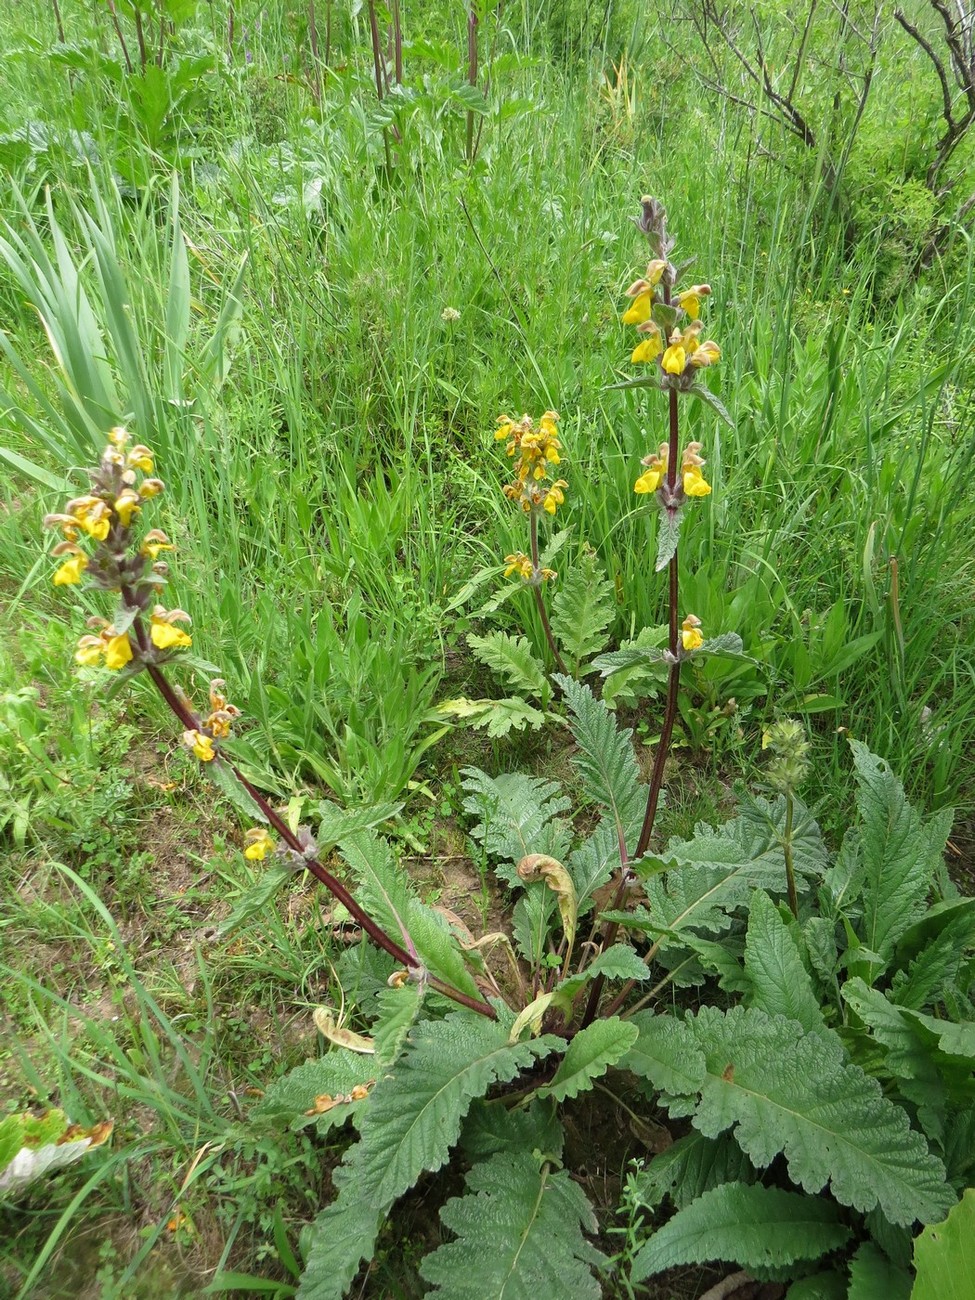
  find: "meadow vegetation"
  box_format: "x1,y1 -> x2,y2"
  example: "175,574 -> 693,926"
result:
1,1 -> 975,1297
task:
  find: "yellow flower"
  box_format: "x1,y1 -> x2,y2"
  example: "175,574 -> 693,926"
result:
504,552 -> 534,580
243,828 -> 276,861
150,607 -> 192,651
103,632 -> 134,670
681,442 -> 711,496
67,495 -> 112,541
689,340 -> 721,369
126,444 -> 154,473
108,426 -> 129,449
183,729 -> 216,762
683,466 -> 711,497
662,343 -> 686,375
141,529 -> 174,561
543,480 -> 567,515
681,615 -> 704,651
151,620 -> 192,650
53,552 -> 88,586
631,321 -> 662,364
138,478 -> 165,499
676,284 -> 711,320
75,636 -> 105,667
622,291 -> 653,326
635,444 -> 668,494
113,489 -> 141,528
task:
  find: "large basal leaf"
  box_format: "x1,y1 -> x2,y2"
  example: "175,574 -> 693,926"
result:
467,632 -> 549,702
850,741 -> 941,974
847,1242 -> 912,1300
631,794 -> 826,948
372,983 -> 425,1068
537,1017 -> 639,1102
890,908 -> 975,1011
628,1131 -> 755,1211
419,1150 -> 605,1299
555,677 -> 644,857
550,546 -> 614,669
460,1100 -> 564,1162
912,1187 -> 975,1300
355,1013 -> 563,1210
627,1007 -> 953,1226
745,890 -> 829,1038
631,1182 -> 851,1280
439,695 -> 548,736
512,886 -> 557,967
566,817 -> 629,915
461,769 -> 572,883
296,1149 -> 383,1300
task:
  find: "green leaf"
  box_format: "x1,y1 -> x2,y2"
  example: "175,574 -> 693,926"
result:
621,1011 -> 707,1100
550,547 -> 614,670
681,1006 -> 953,1225
655,505 -> 683,572
785,1272 -> 848,1299
372,984 -> 425,1068
208,757 -> 270,824
745,891 -> 829,1037
912,1187 -> 975,1300
461,769 -> 571,882
686,382 -> 734,426
631,1182 -> 851,1280
439,696 -> 549,736
460,1100 -> 563,1162
537,1017 -> 639,1102
699,632 -> 748,661
420,1150 -> 605,1299
467,632 -> 548,702
337,829 -> 478,998
627,1131 -> 755,1211
847,1242 -> 912,1300
556,944 -> 651,1001
556,677 -> 645,860
253,1050 -> 375,1135
296,1149 -> 382,1300
512,887 -> 557,966
354,1013 -> 562,1209
217,862 -> 300,939
850,740 -> 935,975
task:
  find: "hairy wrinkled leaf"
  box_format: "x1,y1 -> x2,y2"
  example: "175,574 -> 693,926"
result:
253,1049 -> 375,1134
420,1150 -> 605,1299
631,1182 -> 851,1280
467,632 -> 549,702
912,1188 -> 975,1300
461,769 -> 572,881
745,890 -> 829,1037
630,1007 -> 952,1225
355,1013 -> 563,1209
537,1017 -> 639,1102
628,1131 -> 755,1211
550,547 -> 614,670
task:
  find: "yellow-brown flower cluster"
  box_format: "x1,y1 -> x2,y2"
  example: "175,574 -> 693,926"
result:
180,680 -> 242,764
634,441 -> 712,499
503,552 -> 556,585
495,411 -> 568,516
622,262 -> 720,388
44,427 -> 189,673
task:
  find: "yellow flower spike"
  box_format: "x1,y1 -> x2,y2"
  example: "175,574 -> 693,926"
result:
681,615 -> 704,652
662,343 -> 686,375
53,552 -> 88,586
243,828 -> 276,861
113,489 -> 141,528
182,729 -> 216,763
102,632 -> 134,671
622,290 -> 653,326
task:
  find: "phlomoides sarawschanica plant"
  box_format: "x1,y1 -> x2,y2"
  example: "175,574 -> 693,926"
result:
39,198 -> 973,1298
